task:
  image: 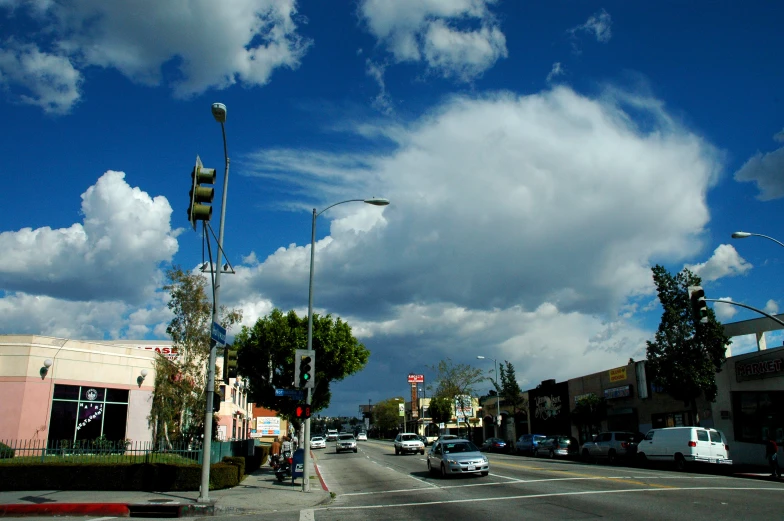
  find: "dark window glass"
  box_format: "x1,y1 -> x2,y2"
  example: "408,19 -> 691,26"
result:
48,401 -> 78,444
615,433 -> 631,441
81,387 -> 105,402
105,388 -> 129,403
75,402 -> 104,441
598,433 -> 611,442
53,384 -> 80,400
103,403 -> 128,442
697,430 -> 709,442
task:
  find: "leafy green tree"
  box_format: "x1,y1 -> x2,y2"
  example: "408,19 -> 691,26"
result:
571,394 -> 607,442
149,266 -> 242,446
373,397 -> 404,434
428,395 -> 453,425
645,265 -> 730,420
430,359 -> 484,403
234,308 -> 370,420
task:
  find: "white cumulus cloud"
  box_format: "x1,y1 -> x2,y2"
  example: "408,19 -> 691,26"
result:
685,244 -> 752,282
713,297 -> 738,321
359,0 -> 507,81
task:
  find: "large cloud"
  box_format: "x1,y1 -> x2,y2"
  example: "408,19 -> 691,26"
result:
359,0 -> 507,81
0,0 -> 310,111
685,244 -> 752,282
0,171 -> 179,303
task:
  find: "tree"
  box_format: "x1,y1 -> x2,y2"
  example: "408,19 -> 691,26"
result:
498,361 -> 527,422
234,308 -> 370,420
149,266 -> 242,446
645,265 -> 730,421
373,397 -> 404,434
430,359 -> 485,438
428,395 -> 453,426
571,394 -> 607,442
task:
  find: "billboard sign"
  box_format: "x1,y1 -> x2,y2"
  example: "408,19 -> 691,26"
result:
407,374 -> 424,383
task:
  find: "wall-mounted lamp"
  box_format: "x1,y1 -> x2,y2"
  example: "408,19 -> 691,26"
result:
137,368 -> 149,387
40,358 -> 53,379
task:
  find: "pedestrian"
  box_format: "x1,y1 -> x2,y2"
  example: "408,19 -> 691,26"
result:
282,435 -> 292,454
270,437 -> 282,466
766,436 -> 780,478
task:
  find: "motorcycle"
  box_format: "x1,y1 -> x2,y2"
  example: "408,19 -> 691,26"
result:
273,450 -> 293,482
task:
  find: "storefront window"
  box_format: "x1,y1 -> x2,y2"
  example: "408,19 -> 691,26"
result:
732,391 -> 784,444
48,385 -> 130,445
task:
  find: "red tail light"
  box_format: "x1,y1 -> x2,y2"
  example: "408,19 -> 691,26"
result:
725,445 -> 729,451
287,457 -> 293,464
621,442 -> 629,449
688,441 -> 697,447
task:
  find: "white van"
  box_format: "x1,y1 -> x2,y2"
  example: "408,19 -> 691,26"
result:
636,427 -> 732,470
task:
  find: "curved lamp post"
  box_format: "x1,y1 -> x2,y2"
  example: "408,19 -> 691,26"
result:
731,231 -> 784,249
302,197 -> 389,492
476,355 -> 499,439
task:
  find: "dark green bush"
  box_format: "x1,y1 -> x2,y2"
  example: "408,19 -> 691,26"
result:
0,442 -> 14,459
222,456 -> 245,481
0,462 -> 239,491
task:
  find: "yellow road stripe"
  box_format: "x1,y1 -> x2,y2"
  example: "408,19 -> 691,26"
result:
489,460 -> 676,488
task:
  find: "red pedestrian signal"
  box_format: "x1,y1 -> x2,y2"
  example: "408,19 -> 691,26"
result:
295,403 -> 311,419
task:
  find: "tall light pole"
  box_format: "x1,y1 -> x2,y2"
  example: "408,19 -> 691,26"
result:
302,197 -> 389,492
731,231 -> 784,249
198,102 -> 230,503
476,355 -> 499,439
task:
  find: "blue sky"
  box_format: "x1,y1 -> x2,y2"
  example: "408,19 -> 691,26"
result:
1,1 -> 783,418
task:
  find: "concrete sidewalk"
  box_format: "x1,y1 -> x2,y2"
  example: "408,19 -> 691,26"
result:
0,454 -> 332,517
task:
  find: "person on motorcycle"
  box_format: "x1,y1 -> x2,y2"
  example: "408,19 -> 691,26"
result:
270,437 -> 281,466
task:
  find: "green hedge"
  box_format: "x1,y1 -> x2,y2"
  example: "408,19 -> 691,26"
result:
0,442 -> 14,459
0,462 -> 239,491
222,457 -> 245,482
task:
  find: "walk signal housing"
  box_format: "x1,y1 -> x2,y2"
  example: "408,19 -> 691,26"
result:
188,155 -> 216,229
688,286 -> 709,325
295,403 -> 311,419
294,349 -> 315,389
223,345 -> 238,383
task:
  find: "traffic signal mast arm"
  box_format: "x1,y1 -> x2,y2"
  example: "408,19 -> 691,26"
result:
702,298 -> 784,328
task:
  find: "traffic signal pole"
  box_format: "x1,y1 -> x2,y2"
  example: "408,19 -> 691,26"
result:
198,106 -> 230,503
302,208 -> 317,493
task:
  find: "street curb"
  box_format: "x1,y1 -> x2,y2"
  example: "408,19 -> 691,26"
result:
0,503 -> 131,517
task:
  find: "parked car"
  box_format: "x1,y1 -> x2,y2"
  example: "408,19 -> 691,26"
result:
326,429 -> 339,441
636,427 -> 732,470
395,433 -> 425,455
580,431 -> 639,463
356,432 -> 368,441
415,434 -> 430,446
427,438 -> 489,477
480,437 -> 509,453
310,436 -> 326,449
515,434 -> 547,455
336,433 -> 358,453
533,435 -> 579,459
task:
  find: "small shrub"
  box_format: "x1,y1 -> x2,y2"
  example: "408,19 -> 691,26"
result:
0,442 -> 14,459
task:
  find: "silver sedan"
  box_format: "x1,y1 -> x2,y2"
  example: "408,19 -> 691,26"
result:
427,439 -> 489,477
310,436 -> 326,449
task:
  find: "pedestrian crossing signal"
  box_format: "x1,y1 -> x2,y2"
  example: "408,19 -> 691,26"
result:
295,403 -> 311,419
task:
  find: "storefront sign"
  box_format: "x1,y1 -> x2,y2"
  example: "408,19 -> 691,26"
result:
603,385 -> 632,399
255,417 -> 281,436
136,345 -> 179,361
574,392 -> 595,404
407,374 -> 424,383
609,366 -> 627,382
735,352 -> 784,382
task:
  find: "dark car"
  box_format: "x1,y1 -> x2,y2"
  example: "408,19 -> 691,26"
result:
533,435 -> 579,459
515,434 -> 547,456
480,437 -> 509,453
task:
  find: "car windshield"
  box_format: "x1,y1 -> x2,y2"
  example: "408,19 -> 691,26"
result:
401,434 -> 418,441
443,441 -> 478,453
338,435 -> 354,441
312,437 -> 323,441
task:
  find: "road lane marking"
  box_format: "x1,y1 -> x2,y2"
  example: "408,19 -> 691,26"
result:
319,486 -> 784,511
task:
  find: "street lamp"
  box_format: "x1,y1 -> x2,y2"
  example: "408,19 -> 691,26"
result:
302,197 -> 389,492
198,102 -> 230,503
476,355 -> 499,438
731,231 -> 784,249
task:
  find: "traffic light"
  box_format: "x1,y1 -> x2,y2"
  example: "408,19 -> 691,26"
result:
223,345 -> 238,383
688,285 -> 709,325
496,415 -> 502,427
213,387 -> 224,412
294,349 -> 315,389
295,403 -> 311,419
187,156 -> 216,229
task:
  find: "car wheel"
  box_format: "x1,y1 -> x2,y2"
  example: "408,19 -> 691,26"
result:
582,449 -> 590,462
480,471 -> 489,477
441,463 -> 448,477
549,450 -> 555,459
636,452 -> 647,466
420,450 -> 425,455
353,448 -> 357,453
674,454 -> 686,471
428,460 -> 436,476
608,449 -> 617,464
395,448 -> 399,455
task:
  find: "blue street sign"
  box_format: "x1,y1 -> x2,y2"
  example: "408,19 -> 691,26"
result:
275,388 -> 305,399
211,322 -> 227,344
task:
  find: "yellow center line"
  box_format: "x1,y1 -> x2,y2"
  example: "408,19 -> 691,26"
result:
489,460 -> 676,489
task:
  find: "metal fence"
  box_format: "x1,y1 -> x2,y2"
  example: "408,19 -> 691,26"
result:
0,438 -> 255,465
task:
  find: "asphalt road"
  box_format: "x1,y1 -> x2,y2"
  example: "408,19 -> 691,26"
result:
305,438 -> 784,521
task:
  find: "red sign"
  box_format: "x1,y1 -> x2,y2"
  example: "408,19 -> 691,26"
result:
407,374 -> 424,383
